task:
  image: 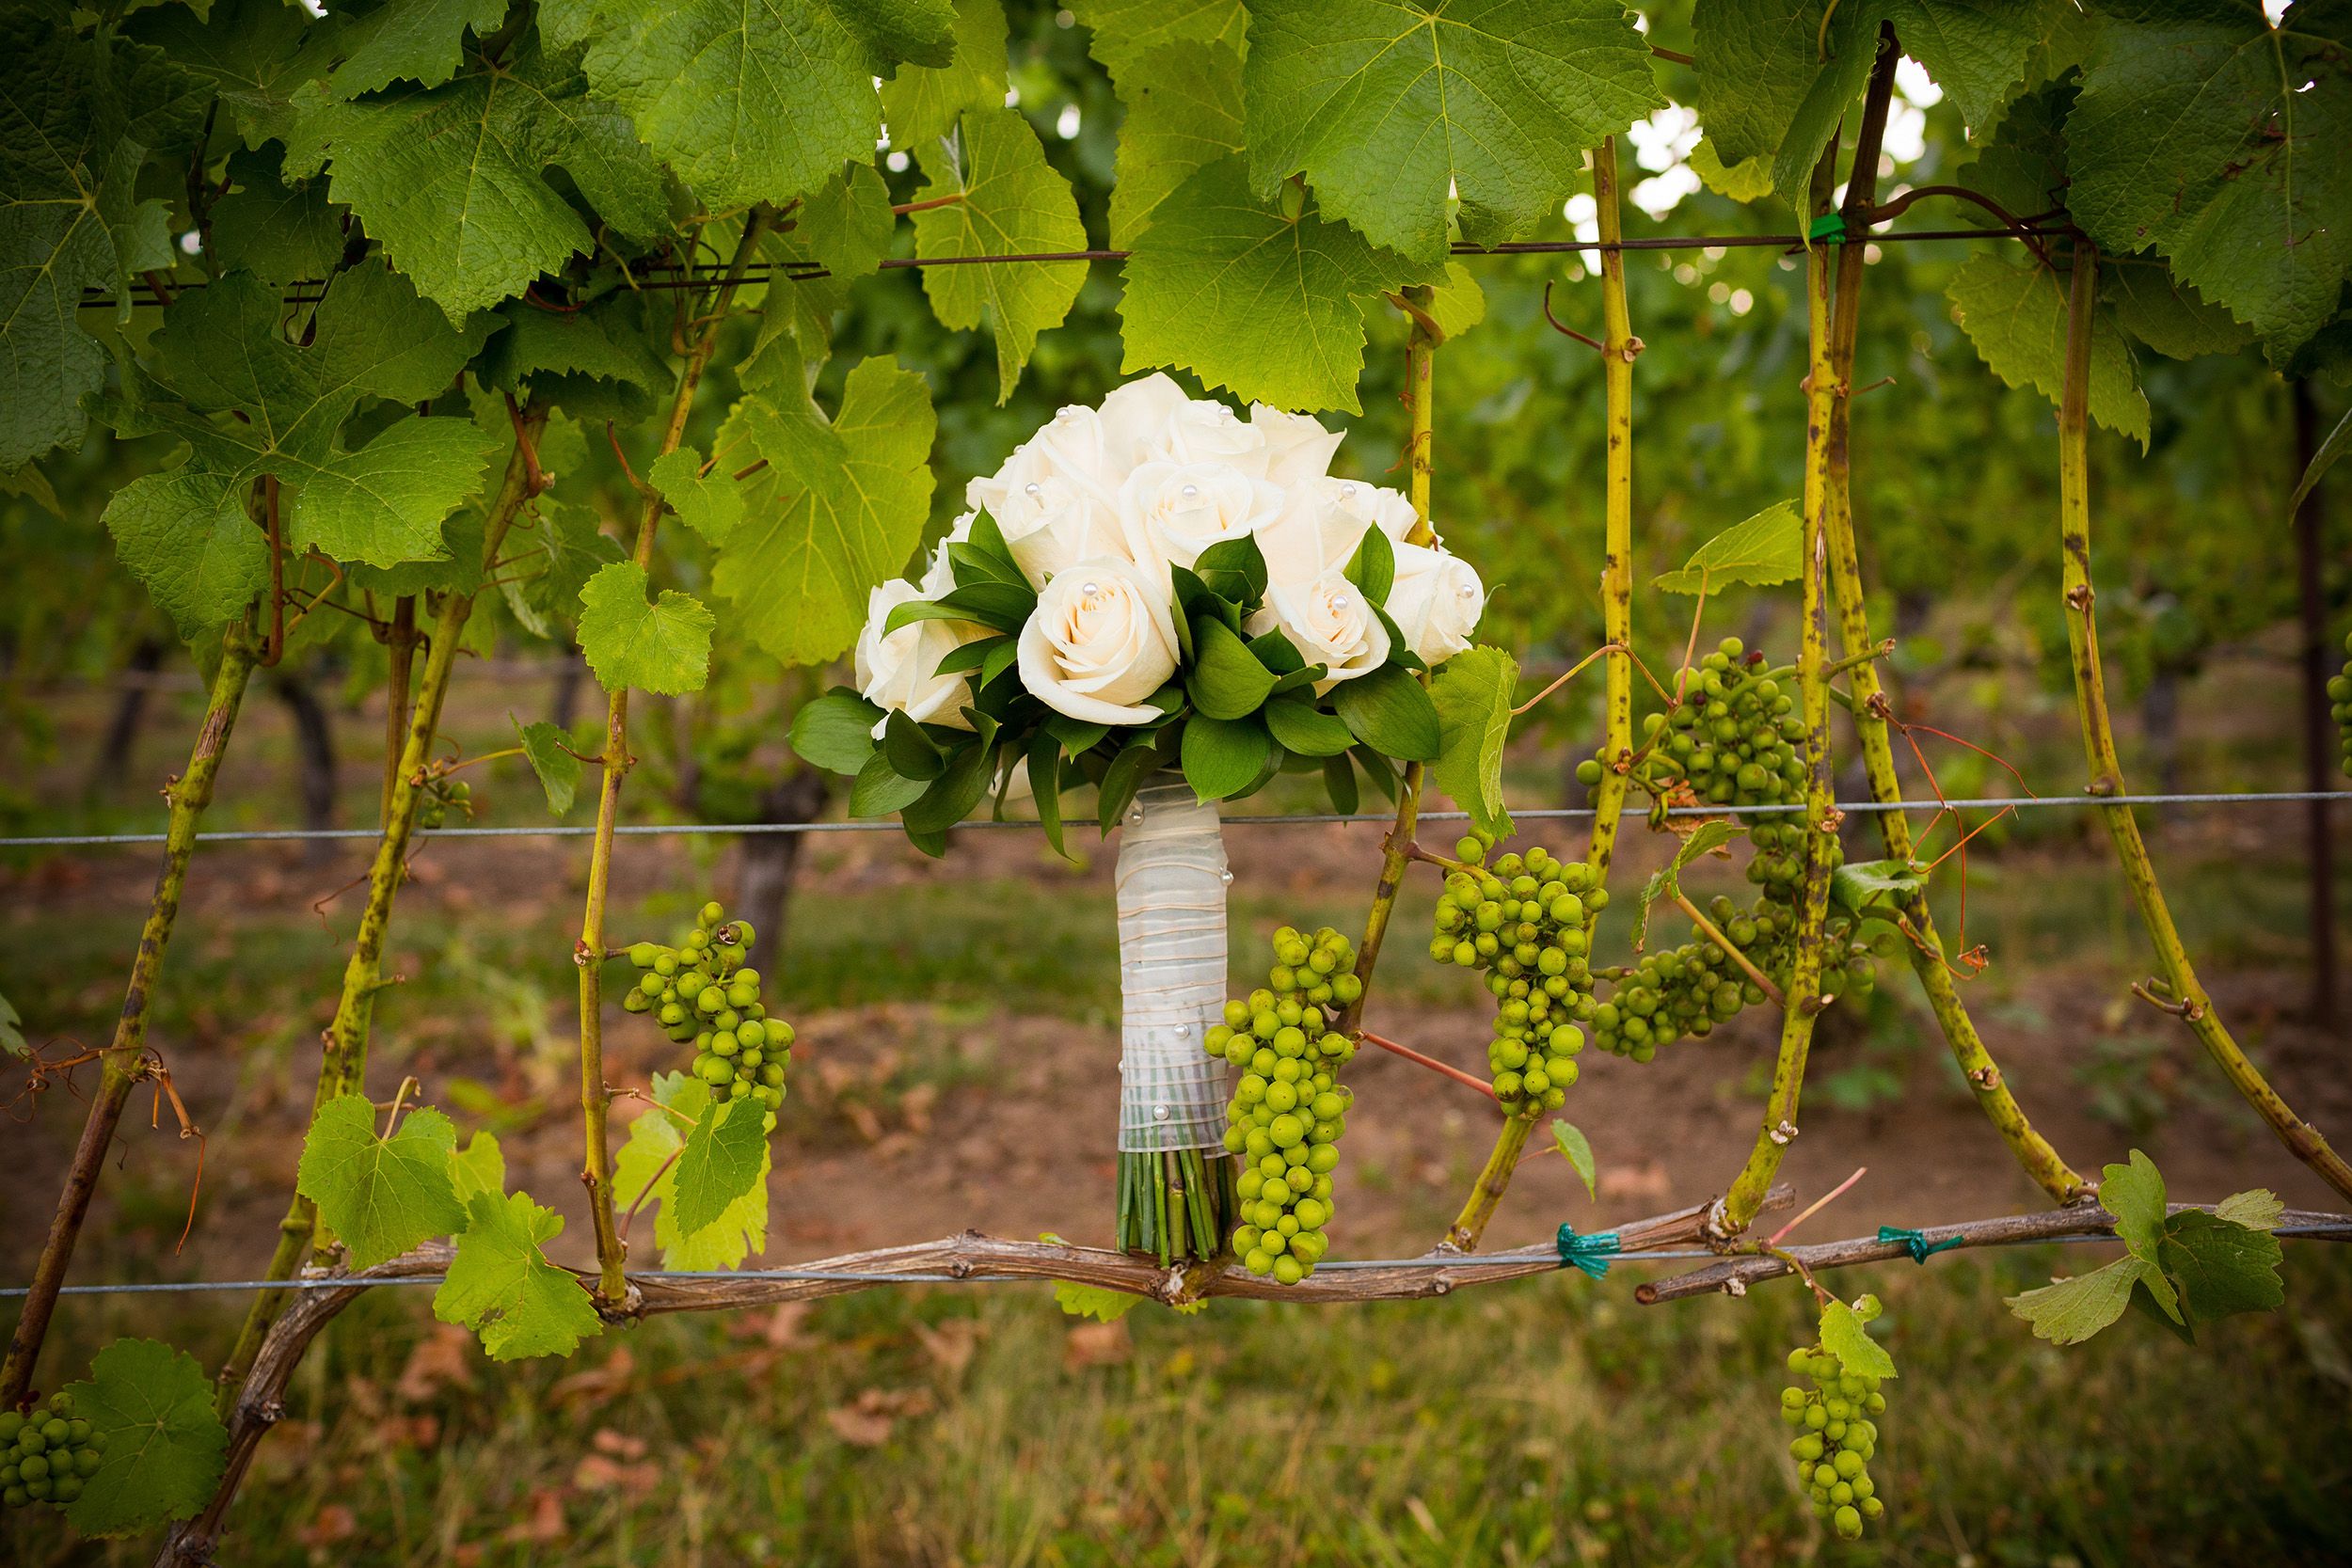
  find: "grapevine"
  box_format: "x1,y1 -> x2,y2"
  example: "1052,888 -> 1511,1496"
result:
0,1395 -> 103,1513
621,902 -> 793,1125
1781,1293 -> 1893,1540
1426,832 -> 1599,1115
1206,927 -> 1360,1282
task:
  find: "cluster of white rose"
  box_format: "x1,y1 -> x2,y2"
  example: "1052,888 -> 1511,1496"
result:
854,373 -> 1486,733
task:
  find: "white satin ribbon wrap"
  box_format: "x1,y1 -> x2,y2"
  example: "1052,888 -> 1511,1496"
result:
1114,779 -> 1232,1152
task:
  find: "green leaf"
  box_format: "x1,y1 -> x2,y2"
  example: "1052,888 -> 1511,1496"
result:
103,473 -> 269,640
883,0 -> 1008,151
450,1130 -> 508,1204
612,1073 -> 770,1269
435,1189 -> 604,1360
1321,752 -> 1359,815
1107,39 -> 1245,245
0,987 -> 24,1059
2289,404 -> 2351,520
649,449 -> 744,546
1069,0 -> 1246,85
1121,155 -> 1438,414
850,751 -> 930,816
1053,1279 -> 1142,1323
672,1097 -> 771,1237
1263,696 -> 1358,758
710,356 -> 938,667
124,0 -> 341,151
501,499 -> 625,641
912,107 -> 1088,402
2214,1187 -> 2285,1233
1634,818 -> 1744,949
58,1338 -> 228,1538
1330,665 -> 1442,762
1424,261 -> 1487,342
2065,2 -> 2352,356
1653,500 -> 1801,594
1343,524 -> 1395,608
2102,263 -> 2252,362
208,150 -> 347,285
1028,732 -> 1069,859
2006,1254 -> 2147,1346
1428,646 -> 1518,839
287,31 -> 669,321
1549,1120 -> 1597,1201
329,0 -> 513,97
482,293 -> 675,420
900,733 -> 995,832
792,690 -> 886,774
1181,713 -> 1273,800
1828,856 -> 1926,921
755,160 -> 898,356
1818,1297 -> 1897,1381
1689,135 -> 1773,202
1188,616 -> 1280,720
510,716 -> 582,816
1947,251 -> 2150,449
295,1093 -> 469,1270
2101,1148 -> 2169,1264
578,561 -> 717,697
1876,0 -> 2044,132
2158,1210 -> 2285,1325
1691,0 -> 1878,209
1243,0 -> 1663,262
1097,739 -> 1156,831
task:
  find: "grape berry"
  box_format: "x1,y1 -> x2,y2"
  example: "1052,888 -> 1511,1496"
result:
1782,1295 -> 1891,1540
2329,630 -> 2351,779
0,1392 -> 104,1512
622,901 -> 792,1127
1427,830 -> 1599,1115
1205,926 -> 1362,1283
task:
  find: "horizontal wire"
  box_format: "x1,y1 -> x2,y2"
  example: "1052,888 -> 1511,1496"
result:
5,790 -> 2344,850
9,1226 -> 2344,1299
72,225 -> 2048,310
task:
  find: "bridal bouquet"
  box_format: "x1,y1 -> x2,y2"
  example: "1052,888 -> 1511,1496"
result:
795,372 -> 1486,850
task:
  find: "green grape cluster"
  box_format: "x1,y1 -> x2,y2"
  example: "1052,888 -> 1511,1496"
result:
2330,631 -> 2351,778
1781,1296 -> 1890,1541
622,900 -> 792,1125
416,775 -> 472,830
1425,831 -> 1601,1115
1204,926 -> 1363,1284
1577,638 -> 1805,811
1,1392 -> 104,1511
1586,895 -> 1881,1060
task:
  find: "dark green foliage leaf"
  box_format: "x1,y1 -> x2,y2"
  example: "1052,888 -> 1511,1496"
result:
883,0 -> 1008,151
1120,155 -> 1438,414
103,474 -> 269,640
913,107 -> 1088,402
1321,752 -> 1359,815
1947,251 -> 2150,447
1028,731 -> 1068,858
1107,39 -> 1245,245
884,709 -> 947,780
1263,696 -> 1358,757
1428,645 -> 1518,838
482,293 -> 674,420
1654,500 -> 1801,594
511,716 -> 581,815
1187,615 -> 1279,720
329,0 -> 514,98
1330,665 -> 1441,761
672,1097 -> 770,1237
1692,0 -> 1878,208
2102,263 -> 2252,362
1070,0 -> 1246,85
1243,0 -> 1662,262
207,149 -> 347,285
2158,1210 -> 2284,1325
434,1189 -> 604,1360
295,1092 -> 469,1269
2290,403 -> 2352,519
900,733 -> 995,832
851,751 -> 930,816
127,0 -> 344,151
1181,713 -> 1273,800
791,690 -> 886,774
58,1338 -> 228,1538
577,561 -> 716,696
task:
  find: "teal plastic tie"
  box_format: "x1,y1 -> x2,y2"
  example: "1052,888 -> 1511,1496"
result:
1556,1225 -> 1621,1280
1807,212 -> 1848,243
1877,1225 -> 1962,1264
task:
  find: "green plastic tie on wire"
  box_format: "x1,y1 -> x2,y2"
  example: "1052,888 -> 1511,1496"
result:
1877,1225 -> 1963,1264
1556,1225 -> 1621,1280
1807,213 -> 1847,244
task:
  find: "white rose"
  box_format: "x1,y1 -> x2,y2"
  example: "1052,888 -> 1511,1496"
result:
1016,557 -> 1183,725
1385,542 -> 1486,665
1096,372 -> 1191,468
1249,570 -> 1391,692
1118,461 -> 1284,579
855,580 -> 986,733
1318,477 -> 1421,544
915,513 -> 976,596
1143,398 -> 1270,475
1255,487 -> 1359,586
1249,404 -> 1344,486
966,413 -> 1131,588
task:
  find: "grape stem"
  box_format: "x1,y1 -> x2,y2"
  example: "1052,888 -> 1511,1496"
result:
1767,1165 -> 1867,1245
1670,892 -> 1788,1010
1359,1031 -> 1502,1103
1510,641 -> 1624,716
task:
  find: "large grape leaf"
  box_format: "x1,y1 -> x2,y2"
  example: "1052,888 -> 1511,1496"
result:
1107,40 -> 1246,246
479,290 -> 675,421
1071,0 -> 1248,85
103,473 -> 271,640
709,356 -> 938,666
1876,0 -> 2047,132
1243,0 -> 1661,263
99,265 -> 501,580
286,30 -> 668,321
1653,500 -> 1801,594
578,560 -> 717,696
208,148 -> 348,285
612,1072 -> 771,1269
1947,251 -> 2149,448
0,15 -> 202,467
2065,1 -> 2352,356
2007,1254 -> 2146,1346
502,497 -> 625,641
329,0 -> 513,98
434,1189 -> 604,1360
912,107 -> 1089,402
671,1098 -> 770,1237
547,0 -> 951,210
757,160 -> 897,356
2103,262 -> 2251,361
1429,644 -> 1518,839
295,1092 -> 471,1269
125,0 -> 348,150
883,0 -> 1009,152
58,1338 -> 229,1538
1120,155 -> 1438,413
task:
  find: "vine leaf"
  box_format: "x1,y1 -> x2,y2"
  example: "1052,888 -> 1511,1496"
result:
2007,1253 -> 2144,1346
2214,1187 -> 2285,1233
2065,2 -> 2352,357
1691,0 -> 1878,210
672,1098 -> 770,1238
58,1338 -> 229,1538
1633,818 -> 1744,950
1054,1280 -> 1143,1323
2102,265 -> 2251,363
1653,500 -> 1801,594
613,1072 -> 771,1269
2289,404 -> 2351,519
1430,646 -> 1518,840
912,107 -> 1089,402
1874,0 -> 2045,133
501,500 -> 625,642
1120,155 -> 1439,414
327,0 -> 511,98
103,474 -> 271,640
882,0 -> 1008,152
1818,1298 -> 1897,1381
123,0 -> 337,151
1242,0 -> 1662,264
435,1189 -> 605,1360
578,561 -> 717,697
1946,251 -> 2149,449
1106,39 -> 1245,246
2158,1212 -> 2285,1325
1069,0 -> 1246,86
1828,857 -> 1925,922
756,159 -> 897,358
546,0 -> 949,211
295,1093 -> 470,1270
449,1130 -> 508,1204
1550,1120 -> 1597,1201
287,31 -> 669,322
510,716 -> 581,816
650,449 -> 744,546
0,987 -> 24,1059
209,150 -> 348,285
481,293 -> 675,423
709,356 -> 938,668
